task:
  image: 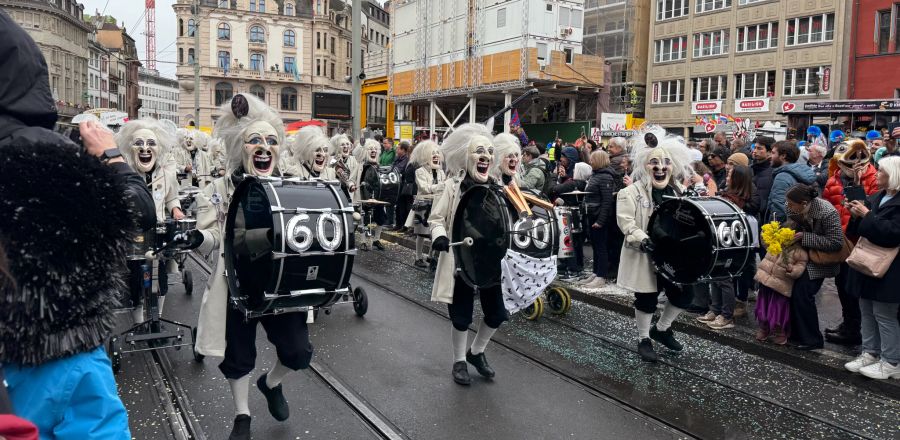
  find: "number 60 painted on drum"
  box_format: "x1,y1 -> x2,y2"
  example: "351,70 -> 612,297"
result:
285,212 -> 344,253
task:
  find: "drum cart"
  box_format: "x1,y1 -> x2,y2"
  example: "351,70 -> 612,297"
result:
521,286 -> 573,321
174,186 -> 202,295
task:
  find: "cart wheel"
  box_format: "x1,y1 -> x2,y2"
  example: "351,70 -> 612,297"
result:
108,337 -> 122,374
183,270 -> 193,296
353,287 -> 368,317
546,287 -> 572,315
523,297 -> 544,321
191,327 -> 204,362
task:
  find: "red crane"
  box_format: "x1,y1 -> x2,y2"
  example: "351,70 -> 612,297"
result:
145,0 -> 156,70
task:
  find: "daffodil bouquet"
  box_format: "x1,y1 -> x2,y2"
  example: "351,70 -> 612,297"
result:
761,221 -> 798,263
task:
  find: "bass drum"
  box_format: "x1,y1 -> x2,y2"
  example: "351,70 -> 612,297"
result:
225,177 -> 356,318
451,185 -> 557,289
648,196 -> 752,284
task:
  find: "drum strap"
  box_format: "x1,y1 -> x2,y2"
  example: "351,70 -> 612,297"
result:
500,250 -> 557,314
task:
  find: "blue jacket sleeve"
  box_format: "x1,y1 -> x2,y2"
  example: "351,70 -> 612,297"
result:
53,348 -> 131,440
768,173 -> 790,222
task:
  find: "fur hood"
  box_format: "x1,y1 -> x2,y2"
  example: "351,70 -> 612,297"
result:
0,142 -> 133,365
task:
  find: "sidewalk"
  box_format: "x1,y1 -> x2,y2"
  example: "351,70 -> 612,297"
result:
380,230 -> 900,400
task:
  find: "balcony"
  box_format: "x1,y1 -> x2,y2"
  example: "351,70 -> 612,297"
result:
208,66 -> 309,83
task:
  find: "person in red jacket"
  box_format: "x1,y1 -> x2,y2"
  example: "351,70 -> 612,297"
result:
821,139 -> 879,345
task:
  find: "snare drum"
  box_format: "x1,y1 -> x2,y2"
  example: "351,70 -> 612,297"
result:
648,196 -> 752,284
225,177 -> 356,318
128,229 -> 155,261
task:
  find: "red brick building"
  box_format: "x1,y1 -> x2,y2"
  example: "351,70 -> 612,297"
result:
847,1 -> 900,100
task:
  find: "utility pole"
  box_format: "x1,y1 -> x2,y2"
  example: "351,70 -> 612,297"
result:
351,0 -> 361,139
193,0 -> 201,128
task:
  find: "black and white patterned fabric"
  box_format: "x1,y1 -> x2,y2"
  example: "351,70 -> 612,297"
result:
500,250 -> 557,314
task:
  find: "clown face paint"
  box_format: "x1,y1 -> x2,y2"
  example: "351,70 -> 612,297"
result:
500,152 -> 520,177
646,148 -> 673,189
430,151 -> 443,170
311,145 -> 328,173
467,135 -> 494,183
182,131 -> 197,152
131,128 -> 160,173
242,121 -> 280,176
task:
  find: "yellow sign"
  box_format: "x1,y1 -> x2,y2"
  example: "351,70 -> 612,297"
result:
399,124 -> 414,141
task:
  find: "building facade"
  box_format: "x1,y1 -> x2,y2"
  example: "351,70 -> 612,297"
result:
87,36 -> 107,109
0,0 -> 91,119
173,0 -> 355,131
362,0 -> 390,135
95,19 -> 142,119
645,0 -> 851,138
139,67 -> 180,125
847,0 -> 900,101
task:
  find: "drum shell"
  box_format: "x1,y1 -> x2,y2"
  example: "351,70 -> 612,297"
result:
411,199 -> 433,236
554,207 -> 575,259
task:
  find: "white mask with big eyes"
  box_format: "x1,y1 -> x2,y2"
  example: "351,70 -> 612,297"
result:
366,144 -> 380,164
430,151 -> 443,170
340,140 -> 352,157
467,135 -> 494,183
500,152 -> 520,177
131,128 -> 160,173
242,121 -> 280,176
311,145 -> 327,173
183,132 -> 196,152
645,149 -> 672,189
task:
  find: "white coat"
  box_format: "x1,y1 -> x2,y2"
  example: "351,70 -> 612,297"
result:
428,174 -> 463,304
142,162 -> 181,222
615,180 -> 683,293
405,166 -> 446,227
285,163 -> 337,180
171,147 -> 210,188
193,176 -> 234,357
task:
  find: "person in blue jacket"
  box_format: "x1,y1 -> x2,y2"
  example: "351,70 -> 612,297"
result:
768,141 -> 817,222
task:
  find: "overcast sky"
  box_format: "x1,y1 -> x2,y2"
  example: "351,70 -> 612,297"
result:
81,0 -> 387,80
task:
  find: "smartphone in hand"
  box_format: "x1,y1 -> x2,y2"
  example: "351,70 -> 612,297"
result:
843,185 -> 867,203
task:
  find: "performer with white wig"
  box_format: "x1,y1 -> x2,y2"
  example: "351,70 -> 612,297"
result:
330,133 -> 360,195
405,140 -> 446,267
492,132 -> 523,185
284,126 -> 337,180
616,126 -> 695,362
172,128 -> 210,187
357,138 -> 389,249
178,94 -> 312,440
117,118 -> 184,322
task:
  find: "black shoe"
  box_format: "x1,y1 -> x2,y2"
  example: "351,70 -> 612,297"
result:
825,331 -> 862,346
650,325 -> 683,352
685,305 -> 709,314
825,322 -> 846,334
466,350 -> 495,378
414,259 -> 428,268
638,338 -> 658,362
229,414 -> 251,440
256,374 -> 289,421
452,361 -> 471,385
372,240 -> 385,250
792,341 -> 824,351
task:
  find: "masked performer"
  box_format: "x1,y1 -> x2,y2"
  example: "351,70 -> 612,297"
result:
405,140 -> 446,267
616,128 -> 694,362
357,138 -> 388,250
821,139 -> 879,346
330,133 -> 360,195
429,123 -> 508,386
118,119 -> 184,322
173,129 -> 210,187
491,132 -> 523,185
182,94 -> 313,440
285,126 -> 337,180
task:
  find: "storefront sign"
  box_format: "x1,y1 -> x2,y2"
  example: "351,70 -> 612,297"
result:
787,100 -> 900,113
691,101 -> 722,115
822,67 -> 831,93
600,113 -> 628,131
599,130 -> 636,137
735,98 -> 770,113
652,83 -> 659,103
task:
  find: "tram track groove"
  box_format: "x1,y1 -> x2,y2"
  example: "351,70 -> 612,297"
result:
368,249 -> 885,440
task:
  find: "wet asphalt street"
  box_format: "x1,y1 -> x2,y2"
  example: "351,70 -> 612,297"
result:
113,242 -> 900,440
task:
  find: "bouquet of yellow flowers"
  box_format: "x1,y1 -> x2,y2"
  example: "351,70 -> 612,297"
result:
761,221 -> 797,257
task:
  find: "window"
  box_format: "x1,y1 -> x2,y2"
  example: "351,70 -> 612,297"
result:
250,25 -> 265,43
563,47 -> 574,63
558,6 -> 583,28
316,59 -> 321,76
693,30 -> 729,58
656,0 -> 689,21
218,50 -> 230,68
784,66 -> 827,96
696,0 -> 731,14
284,57 -> 295,73
537,42 -> 549,62
281,87 -> 298,111
187,48 -> 195,65
737,22 -> 778,52
896,8 -> 900,53
178,48 -> 183,64
259,0 -> 266,13
546,3 -> 553,12
284,30 -> 295,47
738,0 -> 766,4
214,82 -> 233,106
735,71 -> 775,98
250,53 -> 265,71
217,23 -> 230,40
250,84 -> 266,101
497,8 -> 506,27
250,0 -> 256,12
786,13 -> 834,46
330,62 -> 335,79
654,36 -> 687,62
187,19 -> 196,36
878,10 -> 891,54
285,3 -> 294,16
317,32 -> 321,49
178,18 -> 184,36
692,75 -> 727,101
331,37 -> 336,54
652,80 -> 684,104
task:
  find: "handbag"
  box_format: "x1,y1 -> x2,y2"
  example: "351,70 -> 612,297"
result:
846,237 -> 899,278
808,236 -> 853,265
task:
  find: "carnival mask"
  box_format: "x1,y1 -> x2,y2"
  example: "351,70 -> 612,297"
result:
366,143 -> 380,164
646,148 -> 672,189
500,152 -> 520,177
339,139 -> 352,158
131,128 -> 160,173
467,135 -> 494,183
182,131 -> 197,152
310,145 -> 327,173
242,121 -> 280,176
430,151 -> 443,170
832,140 -> 870,178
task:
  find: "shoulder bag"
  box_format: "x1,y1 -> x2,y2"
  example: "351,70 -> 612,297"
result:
808,236 -> 853,265
846,237 -> 899,278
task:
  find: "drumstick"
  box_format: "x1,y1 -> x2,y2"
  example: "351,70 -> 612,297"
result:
449,237 -> 474,247
522,193 -> 554,210
509,181 -> 533,217
503,186 -> 528,217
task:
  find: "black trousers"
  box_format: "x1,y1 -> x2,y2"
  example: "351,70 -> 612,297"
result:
633,275 -> 693,314
789,270 -> 825,346
447,277 -> 509,331
835,262 -> 861,334
589,226 -> 609,278
219,306 -> 314,379
396,195 -> 413,228
126,259 -> 147,308
607,224 -> 624,276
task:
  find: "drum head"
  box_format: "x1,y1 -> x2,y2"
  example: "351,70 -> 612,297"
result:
648,198 -> 716,284
225,178 -> 276,310
452,185 -> 509,289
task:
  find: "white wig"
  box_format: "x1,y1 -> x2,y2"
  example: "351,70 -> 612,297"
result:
410,140 -> 439,166
194,130 -> 210,151
115,118 -> 175,168
439,122 -> 493,175
213,93 -> 285,174
629,124 -> 692,184
491,132 -> 521,179
330,133 -> 351,156
355,138 -> 381,164
291,125 -> 329,164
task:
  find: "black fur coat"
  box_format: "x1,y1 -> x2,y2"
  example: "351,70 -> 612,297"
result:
0,142 -> 132,365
